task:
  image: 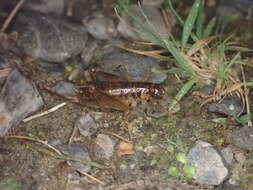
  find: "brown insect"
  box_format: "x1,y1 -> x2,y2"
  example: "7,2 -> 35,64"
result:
46,65 -> 165,112
76,81 -> 165,111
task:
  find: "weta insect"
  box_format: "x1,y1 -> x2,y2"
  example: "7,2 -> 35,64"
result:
45,65 -> 165,112
72,65 -> 165,111
76,81 -> 165,111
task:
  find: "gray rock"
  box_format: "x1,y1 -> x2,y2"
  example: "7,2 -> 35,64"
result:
221,146 -> 234,165
217,6 -> 243,21
84,13 -> 117,40
218,0 -> 253,19
61,143 -> 91,173
233,126 -> 253,150
98,52 -> 167,83
117,5 -> 174,41
14,12 -> 88,63
24,0 -> 66,16
142,0 -> 164,7
0,69 -> 44,136
81,40 -> 99,63
71,0 -> 101,23
94,134 -> 115,159
81,40 -> 118,65
0,49 -> 20,86
187,141 -> 228,185
52,81 -> 76,97
76,114 -> 98,137
37,61 -> 65,73
208,96 -> 243,116
199,85 -> 214,95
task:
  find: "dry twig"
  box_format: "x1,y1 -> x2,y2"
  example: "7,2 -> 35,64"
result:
23,102 -> 67,122
4,135 -> 62,155
79,171 -> 106,186
102,131 -> 132,143
1,0 -> 26,32
0,68 -> 12,78
241,65 -> 252,127
68,126 -> 78,145
116,44 -> 165,59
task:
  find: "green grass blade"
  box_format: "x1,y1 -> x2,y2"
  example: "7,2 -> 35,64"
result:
235,113 -> 252,125
182,0 -> 201,49
152,67 -> 184,75
158,55 -> 175,62
166,0 -> 184,26
234,61 -> 248,65
224,52 -> 240,73
226,46 -> 253,52
245,82 -> 253,87
203,17 -> 216,38
163,40 -> 194,75
196,0 -> 204,39
169,79 -> 196,111
165,67 -> 185,75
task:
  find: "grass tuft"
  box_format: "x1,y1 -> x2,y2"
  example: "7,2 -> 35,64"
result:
116,0 -> 252,114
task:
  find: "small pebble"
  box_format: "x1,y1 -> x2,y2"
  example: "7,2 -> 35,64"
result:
208,96 -> 243,116
84,13 -> 117,40
61,143 -> 91,173
76,114 -> 98,137
187,141 -> 228,185
234,152 -> 246,164
52,81 -> 76,97
233,126 -> 253,150
94,134 -> 115,159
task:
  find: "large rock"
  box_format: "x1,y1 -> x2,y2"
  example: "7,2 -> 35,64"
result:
97,52 -> 167,83
0,48 -> 20,86
117,5 -> 175,41
187,141 -> 228,185
0,69 -> 44,136
13,12 -> 88,63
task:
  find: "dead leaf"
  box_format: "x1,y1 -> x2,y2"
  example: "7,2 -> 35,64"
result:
117,141 -> 134,157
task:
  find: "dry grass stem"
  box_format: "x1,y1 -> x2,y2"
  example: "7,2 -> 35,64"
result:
187,36 -> 217,56
23,102 -> 67,123
116,44 -> 164,59
68,126 -> 77,145
4,135 -> 62,155
103,131 -> 132,143
79,171 -> 106,186
1,0 -> 25,32
0,68 -> 12,78
241,65 -> 252,126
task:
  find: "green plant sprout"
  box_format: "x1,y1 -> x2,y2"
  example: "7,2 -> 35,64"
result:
165,142 -> 195,179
